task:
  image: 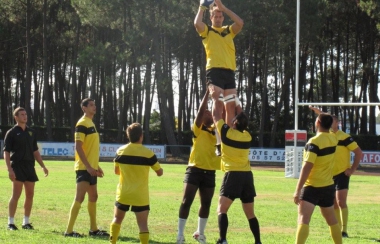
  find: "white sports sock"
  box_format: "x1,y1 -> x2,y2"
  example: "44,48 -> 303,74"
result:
177,218 -> 187,236
8,217 -> 15,225
197,217 -> 208,235
23,216 -> 30,225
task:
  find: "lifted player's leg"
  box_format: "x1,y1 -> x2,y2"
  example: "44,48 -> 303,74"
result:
223,88 -> 238,127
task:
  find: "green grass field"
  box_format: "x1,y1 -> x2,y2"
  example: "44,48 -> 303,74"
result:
0,161 -> 379,243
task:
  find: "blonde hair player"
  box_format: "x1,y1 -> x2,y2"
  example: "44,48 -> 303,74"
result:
194,0 -> 244,155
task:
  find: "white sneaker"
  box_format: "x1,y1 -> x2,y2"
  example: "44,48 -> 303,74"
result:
177,235 -> 185,244
193,231 -> 207,244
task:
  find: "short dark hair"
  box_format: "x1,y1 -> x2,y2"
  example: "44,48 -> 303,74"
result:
318,114 -> 333,130
81,98 -> 95,108
127,123 -> 143,143
13,107 -> 26,117
233,112 -> 248,131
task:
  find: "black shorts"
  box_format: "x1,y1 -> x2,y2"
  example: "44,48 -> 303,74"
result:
333,171 -> 350,191
183,166 -> 216,188
76,170 -> 97,185
12,164 -> 39,182
220,171 -> 256,203
115,201 -> 150,212
300,185 -> 335,207
206,68 -> 236,90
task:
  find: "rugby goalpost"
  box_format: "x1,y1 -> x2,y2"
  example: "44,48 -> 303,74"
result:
285,0 -> 380,178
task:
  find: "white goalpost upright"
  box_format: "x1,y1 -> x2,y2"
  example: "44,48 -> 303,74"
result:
285,0 -> 304,179
286,0 -> 380,178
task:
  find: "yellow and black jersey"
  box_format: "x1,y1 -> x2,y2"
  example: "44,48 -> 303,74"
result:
114,143 -> 161,206
216,119 -> 251,172
74,116 -> 99,170
199,25 -> 237,71
303,132 -> 338,187
332,130 -> 359,176
188,122 -> 220,170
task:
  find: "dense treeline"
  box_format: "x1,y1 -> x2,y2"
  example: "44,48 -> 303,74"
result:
0,0 -> 380,147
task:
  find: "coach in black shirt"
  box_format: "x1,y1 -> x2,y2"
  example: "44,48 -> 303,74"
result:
3,107 -> 48,231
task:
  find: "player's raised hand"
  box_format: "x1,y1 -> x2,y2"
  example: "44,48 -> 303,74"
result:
214,0 -> 225,11
308,105 -> 322,115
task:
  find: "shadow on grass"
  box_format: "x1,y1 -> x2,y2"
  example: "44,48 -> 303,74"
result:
118,236 -> 173,243
344,236 -> 380,243
52,230 -> 173,243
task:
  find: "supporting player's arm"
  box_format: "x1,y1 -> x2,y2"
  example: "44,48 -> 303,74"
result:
194,89 -> 210,128
235,96 -> 242,115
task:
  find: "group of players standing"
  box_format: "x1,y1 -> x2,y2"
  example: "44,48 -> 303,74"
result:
3,0 -> 374,243
177,0 -> 367,243
177,0 -> 261,244
293,107 -> 363,244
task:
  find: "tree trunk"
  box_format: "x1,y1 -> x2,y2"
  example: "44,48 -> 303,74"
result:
153,30 -> 180,156
43,0 -> 52,140
24,0 -> 32,125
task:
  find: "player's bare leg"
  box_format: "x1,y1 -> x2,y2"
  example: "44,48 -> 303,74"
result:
223,88 -> 238,127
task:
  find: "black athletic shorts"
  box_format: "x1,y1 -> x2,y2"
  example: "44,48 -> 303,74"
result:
220,171 -> 256,203
206,68 -> 236,90
76,170 -> 97,185
12,164 -> 39,182
183,166 -> 216,188
333,171 -> 350,191
300,185 -> 335,207
115,201 -> 150,212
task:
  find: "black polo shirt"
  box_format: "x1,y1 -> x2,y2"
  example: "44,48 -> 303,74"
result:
3,125 -> 38,166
